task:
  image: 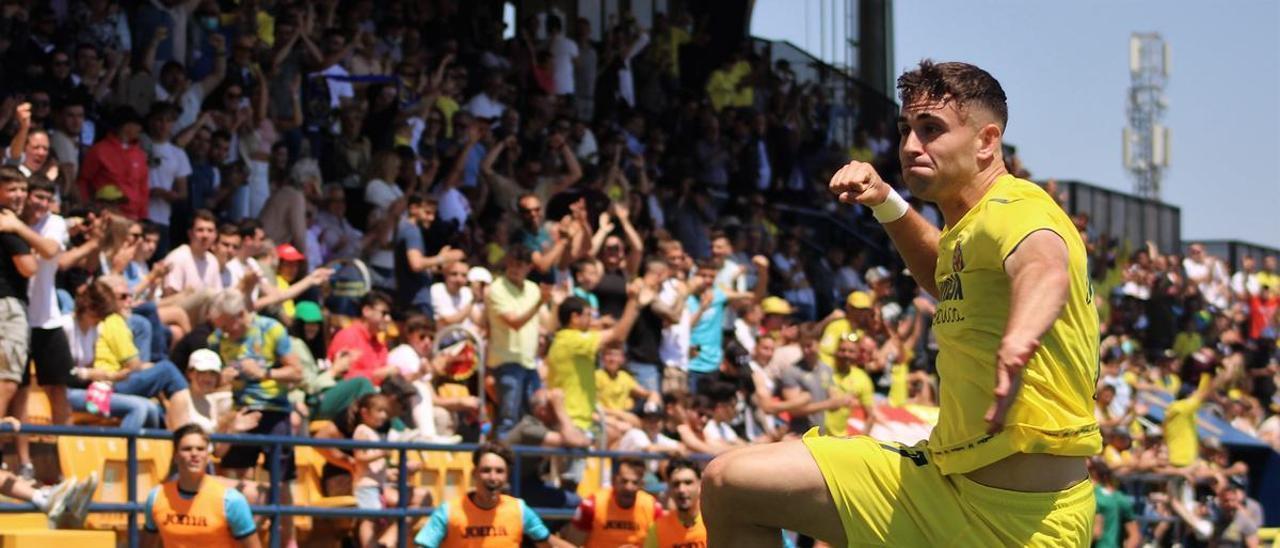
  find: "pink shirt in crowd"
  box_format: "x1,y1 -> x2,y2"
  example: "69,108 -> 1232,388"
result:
163,244 -> 224,293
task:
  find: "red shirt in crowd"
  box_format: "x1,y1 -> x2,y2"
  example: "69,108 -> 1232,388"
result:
1248,292 -> 1279,340
328,320 -> 389,386
77,133 -> 149,220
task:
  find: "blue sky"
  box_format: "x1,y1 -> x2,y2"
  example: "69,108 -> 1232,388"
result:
751,1 -> 1280,248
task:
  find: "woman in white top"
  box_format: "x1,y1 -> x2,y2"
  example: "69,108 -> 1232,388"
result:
183,349 -> 234,435
62,280 -> 162,431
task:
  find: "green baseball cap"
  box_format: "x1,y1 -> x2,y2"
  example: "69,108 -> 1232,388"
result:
295,300 -> 323,323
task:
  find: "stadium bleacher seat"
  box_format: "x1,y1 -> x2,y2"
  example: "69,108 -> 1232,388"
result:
0,512 -> 115,547
576,457 -> 610,500
56,436 -> 171,531
0,529 -> 116,547
415,450 -> 472,506
292,444 -> 356,544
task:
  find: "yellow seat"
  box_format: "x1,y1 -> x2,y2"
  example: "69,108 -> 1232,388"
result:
293,445 -> 357,508
416,450 -> 473,506
576,457 -> 610,499
57,436 -> 171,531
0,514 -> 48,531
292,445 -> 356,542
0,529 -> 115,547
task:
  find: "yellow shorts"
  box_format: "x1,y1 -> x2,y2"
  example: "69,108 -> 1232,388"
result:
803,434 -> 1095,547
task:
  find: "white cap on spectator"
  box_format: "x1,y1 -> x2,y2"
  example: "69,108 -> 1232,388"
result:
189,349 -> 223,372
468,266 -> 493,284
866,266 -> 892,285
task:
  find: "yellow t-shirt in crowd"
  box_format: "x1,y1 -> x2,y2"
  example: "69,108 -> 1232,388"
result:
817,319 -> 864,368
1172,331 -> 1203,360
434,96 -> 460,138
546,329 -> 602,430
275,275 -> 295,319
596,369 -> 638,412
95,313 -> 139,373
888,362 -> 910,407
1164,375 -> 1210,467
929,175 -> 1102,474
1257,271 -> 1280,290
824,365 -> 876,436
485,277 -> 542,369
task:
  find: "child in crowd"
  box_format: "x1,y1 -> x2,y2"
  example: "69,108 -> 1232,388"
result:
352,393 -> 394,547
595,341 -> 660,443
350,393 -> 427,547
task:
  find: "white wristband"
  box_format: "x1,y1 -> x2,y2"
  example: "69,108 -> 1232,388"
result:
870,189 -> 910,223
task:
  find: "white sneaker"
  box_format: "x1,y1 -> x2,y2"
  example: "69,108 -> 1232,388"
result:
59,472 -> 98,529
41,476 -> 77,526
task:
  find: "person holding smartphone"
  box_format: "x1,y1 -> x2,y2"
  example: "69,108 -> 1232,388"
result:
206,288 -> 302,545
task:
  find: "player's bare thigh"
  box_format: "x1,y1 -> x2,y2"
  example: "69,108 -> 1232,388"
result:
702,440 -> 847,547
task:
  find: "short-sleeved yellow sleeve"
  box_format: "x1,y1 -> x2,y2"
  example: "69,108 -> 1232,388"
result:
596,369 -> 638,412
94,313 -> 138,373
818,319 -> 852,367
1164,395 -> 1202,467
546,329 -> 604,430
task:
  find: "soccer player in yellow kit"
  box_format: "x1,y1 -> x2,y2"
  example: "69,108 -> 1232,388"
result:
701,60 -> 1102,547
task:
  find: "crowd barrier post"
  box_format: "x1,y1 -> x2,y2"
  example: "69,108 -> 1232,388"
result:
127,435 -> 139,548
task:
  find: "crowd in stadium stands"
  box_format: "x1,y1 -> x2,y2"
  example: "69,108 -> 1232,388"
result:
0,1 -> 1274,547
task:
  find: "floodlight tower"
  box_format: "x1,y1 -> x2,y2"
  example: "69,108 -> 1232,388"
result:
1123,33 -> 1170,200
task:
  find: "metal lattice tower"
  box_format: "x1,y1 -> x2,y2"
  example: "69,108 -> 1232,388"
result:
1123,33 -> 1171,200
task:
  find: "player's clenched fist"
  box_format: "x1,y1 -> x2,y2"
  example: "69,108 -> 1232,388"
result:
828,161 -> 890,207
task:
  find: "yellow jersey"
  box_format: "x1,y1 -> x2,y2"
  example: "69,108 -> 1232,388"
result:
546,329 -> 603,430
1164,375 -> 1210,467
817,319 -> 861,368
929,175 -> 1102,474
596,368 -> 639,412
824,365 -> 876,435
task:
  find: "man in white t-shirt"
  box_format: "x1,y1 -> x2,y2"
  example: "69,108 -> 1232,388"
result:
1231,255 -> 1262,300
1183,243 -> 1229,309
19,178 -> 78,442
155,34 -> 227,131
656,241 -> 697,391
616,402 -> 685,475
144,104 -> 192,255
311,30 -> 356,109
162,209 -> 223,295
545,15 -> 578,96
430,261 -> 479,334
702,385 -> 746,447
464,73 -> 507,120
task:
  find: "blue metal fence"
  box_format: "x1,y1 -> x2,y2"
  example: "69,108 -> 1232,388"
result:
0,423 -> 694,548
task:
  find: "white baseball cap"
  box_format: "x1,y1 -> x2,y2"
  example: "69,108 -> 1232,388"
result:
467,266 -> 493,284
188,349 -> 223,373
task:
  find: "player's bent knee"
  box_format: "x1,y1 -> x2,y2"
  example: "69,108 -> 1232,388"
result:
700,451 -> 740,515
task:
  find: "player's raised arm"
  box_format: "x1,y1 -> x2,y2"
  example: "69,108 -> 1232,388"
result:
829,161 -> 941,298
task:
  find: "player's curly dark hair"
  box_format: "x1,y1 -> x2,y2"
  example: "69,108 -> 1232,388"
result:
897,59 -> 1008,128
472,441 -> 516,468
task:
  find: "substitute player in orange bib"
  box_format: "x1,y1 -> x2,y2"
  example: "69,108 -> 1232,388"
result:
647,458 -> 707,548
562,458 -> 662,548
701,60 -> 1102,547
415,442 -> 570,547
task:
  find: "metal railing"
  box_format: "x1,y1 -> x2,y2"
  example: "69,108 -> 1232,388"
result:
0,423 -> 696,548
